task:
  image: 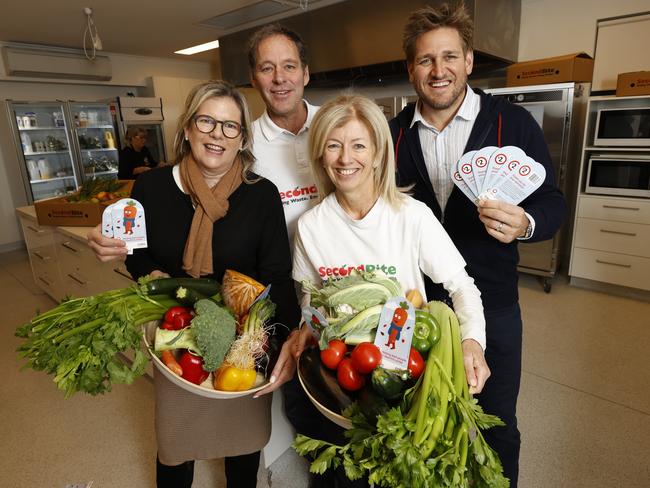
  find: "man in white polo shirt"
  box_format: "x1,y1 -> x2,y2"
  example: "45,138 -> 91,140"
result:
247,24 -> 320,241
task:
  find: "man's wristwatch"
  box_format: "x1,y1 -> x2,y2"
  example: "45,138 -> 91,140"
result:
521,222 -> 533,239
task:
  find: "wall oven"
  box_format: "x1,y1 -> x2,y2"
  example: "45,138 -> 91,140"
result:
586,155 -> 650,198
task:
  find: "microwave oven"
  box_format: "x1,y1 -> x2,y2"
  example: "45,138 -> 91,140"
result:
594,107 -> 650,146
585,155 -> 650,198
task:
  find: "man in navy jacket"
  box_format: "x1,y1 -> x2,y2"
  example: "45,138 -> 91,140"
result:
389,5 -> 566,487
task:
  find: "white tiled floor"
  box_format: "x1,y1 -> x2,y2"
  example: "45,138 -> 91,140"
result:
2,248 -> 649,487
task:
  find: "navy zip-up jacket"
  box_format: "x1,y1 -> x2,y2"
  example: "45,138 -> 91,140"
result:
389,88 -> 566,312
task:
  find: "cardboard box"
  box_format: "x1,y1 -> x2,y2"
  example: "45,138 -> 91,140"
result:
506,53 -> 594,87
35,180 -> 134,227
616,71 -> 650,97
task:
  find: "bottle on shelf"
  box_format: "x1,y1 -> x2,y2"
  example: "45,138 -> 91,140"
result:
104,131 -> 116,149
26,159 -> 40,180
37,158 -> 51,179
20,132 -> 32,153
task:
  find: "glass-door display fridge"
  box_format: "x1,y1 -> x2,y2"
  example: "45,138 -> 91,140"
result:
6,101 -> 79,202
68,101 -> 119,181
6,100 -> 121,203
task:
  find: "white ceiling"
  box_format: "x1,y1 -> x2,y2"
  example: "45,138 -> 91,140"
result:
0,0 -> 343,63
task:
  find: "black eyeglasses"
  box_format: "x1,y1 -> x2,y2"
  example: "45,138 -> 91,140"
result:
193,115 -> 242,138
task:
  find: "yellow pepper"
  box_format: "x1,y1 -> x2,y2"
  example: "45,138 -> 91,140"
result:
213,364 -> 257,391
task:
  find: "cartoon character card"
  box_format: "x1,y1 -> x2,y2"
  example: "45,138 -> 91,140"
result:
374,297 -> 416,370
101,198 -> 147,254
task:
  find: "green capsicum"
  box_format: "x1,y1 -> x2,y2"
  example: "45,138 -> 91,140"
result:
412,310 -> 441,354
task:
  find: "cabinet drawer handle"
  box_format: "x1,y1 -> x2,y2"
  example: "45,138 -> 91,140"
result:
113,268 -> 134,280
595,259 -> 632,268
67,273 -> 87,285
602,205 -> 640,211
27,225 -> 46,234
38,276 -> 52,286
61,241 -> 79,253
599,229 -> 637,237
33,251 -> 50,261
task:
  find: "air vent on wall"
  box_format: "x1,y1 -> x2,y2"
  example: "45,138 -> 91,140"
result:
1,45 -> 112,81
199,0 -> 347,36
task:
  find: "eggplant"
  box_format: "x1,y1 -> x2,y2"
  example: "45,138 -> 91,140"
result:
298,347 -> 353,414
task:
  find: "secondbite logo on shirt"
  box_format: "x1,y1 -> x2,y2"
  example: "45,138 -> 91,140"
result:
319,263 -> 398,279
279,185 -> 319,206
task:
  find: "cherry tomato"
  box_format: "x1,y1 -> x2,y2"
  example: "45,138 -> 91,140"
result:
320,339 -> 347,370
350,342 -> 382,374
178,350 -> 209,385
407,348 -> 425,379
336,358 -> 365,391
160,321 -> 175,330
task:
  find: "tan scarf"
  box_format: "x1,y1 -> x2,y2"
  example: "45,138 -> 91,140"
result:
179,152 -> 243,277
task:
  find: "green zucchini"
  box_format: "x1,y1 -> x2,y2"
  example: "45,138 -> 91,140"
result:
144,278 -> 221,297
174,286 -> 208,306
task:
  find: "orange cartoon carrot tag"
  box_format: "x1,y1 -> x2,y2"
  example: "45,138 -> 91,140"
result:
102,198 -> 147,254
374,297 -> 416,370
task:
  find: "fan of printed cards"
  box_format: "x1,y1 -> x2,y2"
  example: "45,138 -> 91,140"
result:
451,146 -> 546,205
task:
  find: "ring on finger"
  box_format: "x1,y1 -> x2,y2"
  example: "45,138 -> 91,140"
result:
496,222 -> 504,233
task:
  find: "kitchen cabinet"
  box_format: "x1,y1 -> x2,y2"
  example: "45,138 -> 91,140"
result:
16,206 -> 133,301
568,94 -> 650,298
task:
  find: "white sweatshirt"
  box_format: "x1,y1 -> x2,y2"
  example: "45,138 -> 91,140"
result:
293,193 -> 486,349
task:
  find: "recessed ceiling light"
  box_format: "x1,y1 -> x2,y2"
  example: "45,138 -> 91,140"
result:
174,40 -> 220,55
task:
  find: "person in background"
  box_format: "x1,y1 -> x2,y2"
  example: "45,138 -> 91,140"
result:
118,126 -> 158,179
109,80 -> 300,487
388,4 -> 567,486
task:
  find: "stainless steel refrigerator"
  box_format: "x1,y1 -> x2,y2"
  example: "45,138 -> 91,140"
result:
6,100 -> 120,203
486,82 -> 589,292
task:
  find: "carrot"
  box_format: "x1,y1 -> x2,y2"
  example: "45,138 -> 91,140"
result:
161,350 -> 183,376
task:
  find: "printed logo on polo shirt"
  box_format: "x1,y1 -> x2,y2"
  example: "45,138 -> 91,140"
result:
318,263 -> 398,279
279,185 -> 319,206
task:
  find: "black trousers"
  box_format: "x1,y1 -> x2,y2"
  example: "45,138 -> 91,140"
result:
282,377 -> 370,488
156,451 -> 260,488
475,303 -> 523,488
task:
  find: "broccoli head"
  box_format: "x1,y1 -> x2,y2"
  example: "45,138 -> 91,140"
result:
154,299 -> 236,372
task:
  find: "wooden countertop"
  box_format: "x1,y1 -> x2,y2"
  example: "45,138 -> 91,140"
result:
16,206 -> 93,242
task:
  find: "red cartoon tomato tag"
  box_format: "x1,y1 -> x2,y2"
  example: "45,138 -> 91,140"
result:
374,297 -> 416,370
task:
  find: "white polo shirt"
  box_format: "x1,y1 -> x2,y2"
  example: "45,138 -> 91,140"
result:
251,101 -> 320,242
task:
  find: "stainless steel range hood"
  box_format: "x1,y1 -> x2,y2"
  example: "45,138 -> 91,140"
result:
219,0 -> 520,87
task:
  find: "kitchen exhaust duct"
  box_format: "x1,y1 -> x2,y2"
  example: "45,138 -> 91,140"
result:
219,0 -> 520,87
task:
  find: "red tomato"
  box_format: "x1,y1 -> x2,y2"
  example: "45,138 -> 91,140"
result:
320,339 -> 347,370
350,342 -> 382,374
337,358 -> 365,391
178,351 -> 209,385
408,348 -> 425,379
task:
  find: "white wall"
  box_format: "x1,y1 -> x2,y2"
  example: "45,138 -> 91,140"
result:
518,0 -> 650,60
0,52 -> 216,250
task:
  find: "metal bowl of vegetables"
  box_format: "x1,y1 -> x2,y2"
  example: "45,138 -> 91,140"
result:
297,347 -> 353,429
143,321 -> 269,399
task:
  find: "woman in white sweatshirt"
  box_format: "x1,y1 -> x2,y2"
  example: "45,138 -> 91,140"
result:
287,94 -> 490,394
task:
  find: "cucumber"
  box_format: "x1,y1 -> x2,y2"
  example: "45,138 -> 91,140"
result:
144,278 -> 220,297
174,286 -> 208,306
